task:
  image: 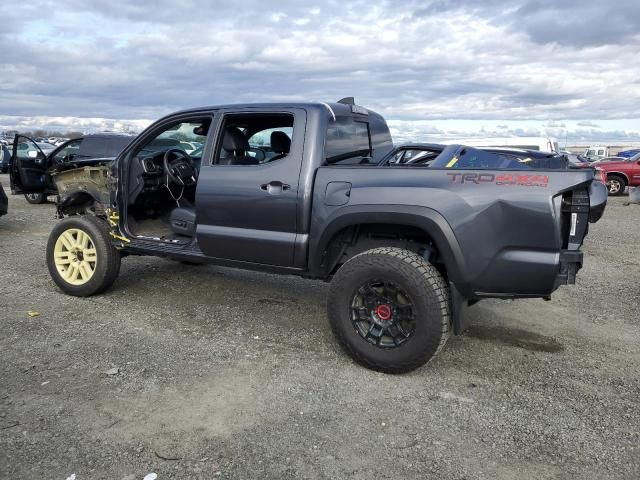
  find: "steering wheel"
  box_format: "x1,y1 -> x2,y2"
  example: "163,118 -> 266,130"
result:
163,148 -> 197,187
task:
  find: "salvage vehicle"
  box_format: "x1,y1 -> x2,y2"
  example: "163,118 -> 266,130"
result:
0,182 -> 7,217
583,145 -> 614,162
10,133 -> 133,204
12,99 -> 608,373
0,145 -> 11,173
385,143 -> 569,168
592,152 -> 640,195
616,148 -> 640,159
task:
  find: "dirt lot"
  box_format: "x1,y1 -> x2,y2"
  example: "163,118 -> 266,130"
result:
0,174 -> 638,479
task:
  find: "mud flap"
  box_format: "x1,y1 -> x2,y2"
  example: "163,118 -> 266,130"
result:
450,281 -> 469,335
556,250 -> 583,286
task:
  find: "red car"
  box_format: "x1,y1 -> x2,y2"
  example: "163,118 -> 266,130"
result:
593,153 -> 640,195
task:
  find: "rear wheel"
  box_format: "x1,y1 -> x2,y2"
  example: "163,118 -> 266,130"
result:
606,175 -> 626,196
328,247 -> 450,373
46,215 -> 121,296
24,193 -> 47,204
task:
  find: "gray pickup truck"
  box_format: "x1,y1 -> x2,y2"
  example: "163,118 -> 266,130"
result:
10,99 -> 607,372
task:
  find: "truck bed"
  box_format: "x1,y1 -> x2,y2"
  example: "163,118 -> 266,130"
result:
310,163 -> 605,300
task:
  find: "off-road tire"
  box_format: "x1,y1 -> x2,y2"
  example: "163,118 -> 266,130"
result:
24,193 -> 47,204
46,215 -> 121,296
328,247 -> 450,373
607,174 -> 626,196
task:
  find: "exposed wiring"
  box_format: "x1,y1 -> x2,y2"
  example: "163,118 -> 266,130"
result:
164,174 -> 184,207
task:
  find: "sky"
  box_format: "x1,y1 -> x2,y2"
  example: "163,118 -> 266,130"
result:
0,0 -> 639,146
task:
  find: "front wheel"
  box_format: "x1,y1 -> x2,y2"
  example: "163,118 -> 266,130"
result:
606,175 -> 626,196
46,215 -> 121,296
24,193 -> 47,204
327,247 -> 450,373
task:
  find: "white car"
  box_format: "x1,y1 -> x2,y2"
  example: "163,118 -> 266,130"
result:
179,141 -> 202,154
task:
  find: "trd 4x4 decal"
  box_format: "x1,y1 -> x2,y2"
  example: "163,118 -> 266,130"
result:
447,173 -> 549,187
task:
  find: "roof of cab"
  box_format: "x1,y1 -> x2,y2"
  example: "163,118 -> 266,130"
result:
168,101 -> 371,119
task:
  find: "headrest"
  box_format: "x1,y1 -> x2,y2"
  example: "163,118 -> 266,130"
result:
270,131 -> 291,154
223,126 -> 249,152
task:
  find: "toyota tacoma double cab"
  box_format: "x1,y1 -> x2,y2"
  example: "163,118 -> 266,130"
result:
12,99 -> 608,373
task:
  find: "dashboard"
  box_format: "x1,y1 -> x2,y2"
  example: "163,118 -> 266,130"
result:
135,149 -> 201,193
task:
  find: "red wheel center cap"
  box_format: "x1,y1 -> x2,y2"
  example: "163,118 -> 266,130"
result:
375,304 -> 392,321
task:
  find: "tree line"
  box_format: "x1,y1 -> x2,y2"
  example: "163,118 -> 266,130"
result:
2,129 -> 85,140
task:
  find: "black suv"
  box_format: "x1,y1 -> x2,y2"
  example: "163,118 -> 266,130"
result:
0,145 -> 11,173
10,133 -> 134,204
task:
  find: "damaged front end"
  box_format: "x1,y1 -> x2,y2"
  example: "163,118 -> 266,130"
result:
52,161 -> 131,248
53,164 -> 113,217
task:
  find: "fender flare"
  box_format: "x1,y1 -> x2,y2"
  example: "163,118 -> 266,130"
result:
605,171 -> 630,184
308,204 -> 471,297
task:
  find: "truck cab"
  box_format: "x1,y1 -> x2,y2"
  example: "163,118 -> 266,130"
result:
583,145 -> 611,162
107,102 -> 392,268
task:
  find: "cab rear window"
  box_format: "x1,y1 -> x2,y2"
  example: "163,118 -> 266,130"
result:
325,117 -> 371,164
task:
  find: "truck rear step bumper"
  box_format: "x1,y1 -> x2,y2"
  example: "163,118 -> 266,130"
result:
555,250 -> 583,287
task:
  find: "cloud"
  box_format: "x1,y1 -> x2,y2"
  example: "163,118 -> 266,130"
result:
577,121 -> 601,128
0,115 -> 150,134
0,0 -> 638,141
513,0 -> 640,47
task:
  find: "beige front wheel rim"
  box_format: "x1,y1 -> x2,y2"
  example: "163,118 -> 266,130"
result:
53,228 -> 98,285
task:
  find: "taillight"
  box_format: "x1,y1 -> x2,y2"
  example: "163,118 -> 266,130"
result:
561,189 -> 589,250
595,168 -> 606,183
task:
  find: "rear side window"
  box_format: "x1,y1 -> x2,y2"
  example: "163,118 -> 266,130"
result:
325,117 -> 371,164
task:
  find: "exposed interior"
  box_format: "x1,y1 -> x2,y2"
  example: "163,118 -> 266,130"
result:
126,114 -> 294,242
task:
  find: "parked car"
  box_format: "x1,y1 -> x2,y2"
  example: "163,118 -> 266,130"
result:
0,182 -> 7,216
616,148 -> 640,159
385,143 -> 570,168
0,145 -> 11,173
13,99 -> 607,373
564,153 -> 594,168
10,133 -> 134,204
33,142 -> 56,154
593,152 -> 640,195
178,141 -> 201,154
583,145 -> 616,161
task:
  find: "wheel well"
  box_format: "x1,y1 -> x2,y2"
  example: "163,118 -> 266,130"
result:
323,223 -> 447,278
57,192 -> 105,217
607,172 -> 629,184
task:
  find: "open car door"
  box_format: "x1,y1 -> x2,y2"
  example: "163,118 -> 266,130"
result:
10,135 -> 48,194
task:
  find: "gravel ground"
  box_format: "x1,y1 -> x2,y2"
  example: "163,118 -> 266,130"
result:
0,174 -> 638,480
